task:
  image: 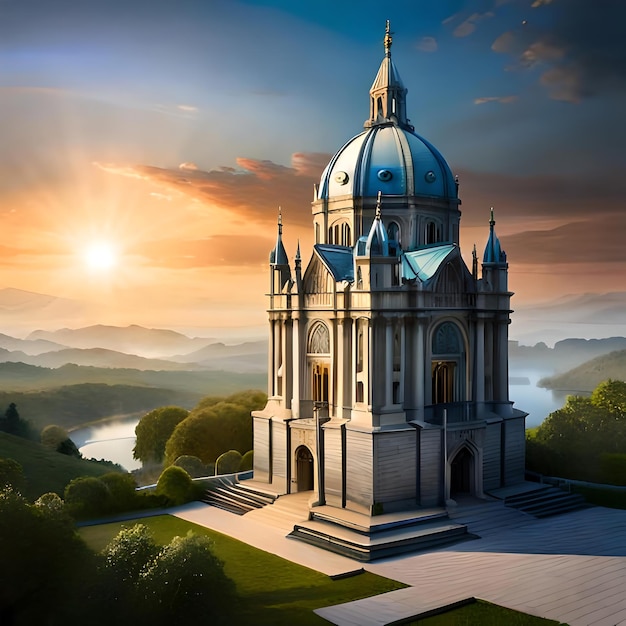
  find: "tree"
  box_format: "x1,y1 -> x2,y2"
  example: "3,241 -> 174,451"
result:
41,424 -> 70,450
102,524 -> 160,585
137,533 -> 236,626
527,379 -> 626,481
0,458 -> 25,493
99,472 -> 138,512
0,488 -> 96,625
156,466 -> 195,506
163,391 -> 266,467
133,406 -> 189,465
3,403 -> 20,434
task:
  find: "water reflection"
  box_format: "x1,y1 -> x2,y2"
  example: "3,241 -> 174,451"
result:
72,417 -> 141,471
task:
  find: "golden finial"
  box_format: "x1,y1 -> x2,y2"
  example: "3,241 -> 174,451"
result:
384,20 -> 393,56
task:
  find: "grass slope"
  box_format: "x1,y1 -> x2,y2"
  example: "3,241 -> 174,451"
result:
538,349 -> 626,391
80,516 -> 558,626
80,515 -> 405,626
0,432 -> 117,500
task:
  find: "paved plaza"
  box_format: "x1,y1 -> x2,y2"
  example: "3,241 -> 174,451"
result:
174,495 -> 626,625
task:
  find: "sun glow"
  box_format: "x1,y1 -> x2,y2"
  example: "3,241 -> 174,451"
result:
83,241 -> 118,271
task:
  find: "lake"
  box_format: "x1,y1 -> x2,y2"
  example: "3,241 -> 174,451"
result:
73,369 -> 567,470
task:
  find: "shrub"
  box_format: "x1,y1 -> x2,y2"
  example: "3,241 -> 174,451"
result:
600,453 -> 626,486
173,455 -> 211,478
64,476 -> 111,519
239,450 -> 253,472
215,450 -> 242,475
156,466 -> 195,506
0,457 -> 25,492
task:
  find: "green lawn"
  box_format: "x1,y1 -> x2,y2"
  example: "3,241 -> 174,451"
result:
0,432 -> 117,500
80,515 -> 563,626
79,514 -> 406,625
396,598 -> 564,625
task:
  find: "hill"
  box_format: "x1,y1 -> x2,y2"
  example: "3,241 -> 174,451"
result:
27,324 -> 215,358
0,383 -> 205,431
0,346 -> 201,371
170,340 -> 267,373
0,361 -> 265,394
0,432 -> 119,501
538,349 -> 626,391
0,332 -> 67,355
510,336 -> 626,372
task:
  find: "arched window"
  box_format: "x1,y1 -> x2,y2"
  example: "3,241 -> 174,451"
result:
432,322 -> 462,355
342,223 -> 351,246
387,221 -> 400,246
426,221 -> 441,245
356,266 -> 363,290
308,322 -> 330,354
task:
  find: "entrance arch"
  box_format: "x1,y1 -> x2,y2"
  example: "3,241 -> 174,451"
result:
431,322 -> 466,404
450,446 -> 473,495
295,446 -> 314,492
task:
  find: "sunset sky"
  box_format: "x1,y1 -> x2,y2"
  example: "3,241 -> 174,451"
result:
1,0 -> 624,339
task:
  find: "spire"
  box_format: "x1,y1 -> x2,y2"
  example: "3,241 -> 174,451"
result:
365,21 -> 411,130
482,207 -> 506,264
295,239 -> 301,266
365,191 -> 390,256
270,206 -> 289,266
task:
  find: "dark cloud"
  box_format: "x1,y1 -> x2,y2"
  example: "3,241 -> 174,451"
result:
492,0 -> 626,101
500,215 -> 626,264
95,152 -> 332,227
457,168 -> 626,226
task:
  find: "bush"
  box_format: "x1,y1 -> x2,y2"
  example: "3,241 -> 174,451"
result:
215,450 -> 243,475
64,476 -> 111,519
156,466 -> 195,506
100,472 -> 138,511
41,425 -> 69,450
137,533 -> 236,625
173,455 -> 211,478
600,453 -> 626,486
239,450 -> 253,472
0,457 -> 25,492
134,406 -> 189,465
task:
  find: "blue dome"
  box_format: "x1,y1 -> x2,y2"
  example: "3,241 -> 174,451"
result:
318,124 -> 456,201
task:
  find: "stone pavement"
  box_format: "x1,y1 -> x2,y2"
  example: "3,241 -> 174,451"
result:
172,496 -> 626,626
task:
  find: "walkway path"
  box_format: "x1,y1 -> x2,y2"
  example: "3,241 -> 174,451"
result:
172,495 -> 626,625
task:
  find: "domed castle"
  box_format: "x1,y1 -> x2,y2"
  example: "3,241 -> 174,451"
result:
252,24 -> 526,533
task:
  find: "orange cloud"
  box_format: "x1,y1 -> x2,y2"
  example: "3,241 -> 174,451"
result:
95,152 -> 332,227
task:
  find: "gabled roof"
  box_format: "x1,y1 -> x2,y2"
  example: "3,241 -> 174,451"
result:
402,244 -> 456,282
314,244 -> 354,282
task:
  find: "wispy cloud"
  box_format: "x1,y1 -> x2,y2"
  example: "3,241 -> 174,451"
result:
416,37 -> 438,53
453,12 -> 495,38
474,95 -> 518,105
177,104 -> 198,112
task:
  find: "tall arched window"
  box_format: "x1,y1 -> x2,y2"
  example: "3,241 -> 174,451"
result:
308,322 -> 330,404
431,322 -> 465,405
387,221 -> 400,245
426,221 -> 442,244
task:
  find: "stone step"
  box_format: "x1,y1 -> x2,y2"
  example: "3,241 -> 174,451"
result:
289,518 -> 469,562
505,486 -> 587,519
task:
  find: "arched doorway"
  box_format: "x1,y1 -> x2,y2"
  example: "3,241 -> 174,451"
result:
295,446 -> 314,492
450,446 -> 473,496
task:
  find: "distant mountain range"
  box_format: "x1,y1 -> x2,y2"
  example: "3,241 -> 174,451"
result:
510,336 -> 626,373
512,291 -> 626,345
27,324 -> 217,358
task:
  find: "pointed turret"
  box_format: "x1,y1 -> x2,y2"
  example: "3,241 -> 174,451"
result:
270,208 -> 291,294
365,191 -> 390,256
481,208 -> 508,293
482,207 -> 506,264
365,21 -> 411,130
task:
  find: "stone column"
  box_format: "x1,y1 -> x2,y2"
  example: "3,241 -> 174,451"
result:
336,318 -> 344,418
475,319 -> 485,403
291,313 -> 300,417
385,318 -> 393,408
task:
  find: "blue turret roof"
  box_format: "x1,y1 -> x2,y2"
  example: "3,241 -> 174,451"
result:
483,208 -> 507,264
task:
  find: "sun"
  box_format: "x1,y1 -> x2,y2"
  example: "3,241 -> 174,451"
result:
83,241 -> 118,271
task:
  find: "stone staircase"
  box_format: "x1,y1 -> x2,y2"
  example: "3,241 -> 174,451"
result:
202,478 -> 278,515
504,485 -> 587,518
289,506 -> 471,562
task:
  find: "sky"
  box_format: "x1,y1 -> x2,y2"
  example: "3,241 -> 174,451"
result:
1,0 -> 625,338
